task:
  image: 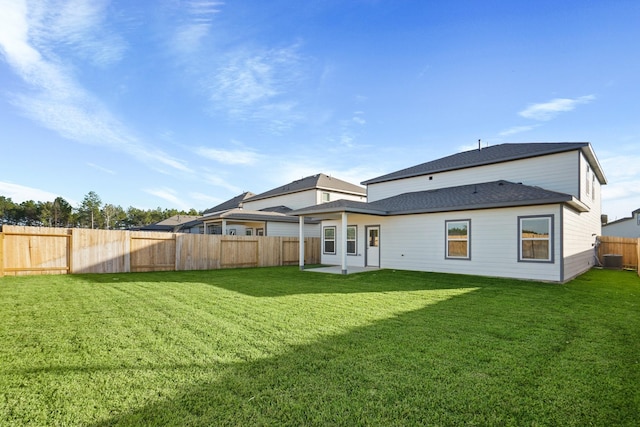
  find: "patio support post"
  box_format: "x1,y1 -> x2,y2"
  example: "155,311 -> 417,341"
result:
222,219 -> 227,235
341,211 -> 348,274
299,216 -> 305,271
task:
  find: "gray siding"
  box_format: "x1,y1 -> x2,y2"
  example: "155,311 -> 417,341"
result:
320,205 -> 567,282
243,190 -> 318,211
368,151 -> 580,202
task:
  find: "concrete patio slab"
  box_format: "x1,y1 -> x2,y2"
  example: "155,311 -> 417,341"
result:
304,266 -> 381,275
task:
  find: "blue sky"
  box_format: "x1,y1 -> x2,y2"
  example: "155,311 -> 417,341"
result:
1,0 -> 639,221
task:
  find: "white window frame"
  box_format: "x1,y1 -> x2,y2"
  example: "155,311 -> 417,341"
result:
347,225 -> 357,255
518,215 -> 553,263
585,166 -> 591,196
322,192 -> 331,203
323,226 -> 336,254
445,219 -> 470,260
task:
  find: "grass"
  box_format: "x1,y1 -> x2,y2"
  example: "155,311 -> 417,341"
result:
1,267 -> 639,426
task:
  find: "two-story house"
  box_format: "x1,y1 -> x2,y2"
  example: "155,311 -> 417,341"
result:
292,143 -> 607,282
201,173 -> 366,237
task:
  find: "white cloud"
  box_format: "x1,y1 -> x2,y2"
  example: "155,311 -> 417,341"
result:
597,152 -> 640,221
600,154 -> 640,181
189,191 -> 224,207
213,52 -> 282,106
0,181 -> 71,204
194,147 -> 260,165
207,43 -> 307,131
86,163 -> 116,175
144,187 -> 191,211
499,124 -> 539,137
168,1 -> 223,53
519,95 -> 595,121
0,1 -> 191,175
201,173 -> 243,193
0,0 -> 41,70
32,0 -> 127,66
352,112 -> 366,125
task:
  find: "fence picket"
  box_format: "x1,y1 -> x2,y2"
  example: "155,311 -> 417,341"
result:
0,226 -> 320,276
597,235 -> 639,271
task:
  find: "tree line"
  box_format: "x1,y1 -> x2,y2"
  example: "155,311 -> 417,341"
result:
0,191 -> 200,229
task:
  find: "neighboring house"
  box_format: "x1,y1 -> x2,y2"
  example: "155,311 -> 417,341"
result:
292,142 -> 607,283
136,214 -> 201,232
602,209 -> 640,238
242,173 -> 367,211
201,174 -> 366,237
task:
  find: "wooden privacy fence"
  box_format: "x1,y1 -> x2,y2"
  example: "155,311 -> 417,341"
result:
0,226 -> 320,276
597,235 -> 639,275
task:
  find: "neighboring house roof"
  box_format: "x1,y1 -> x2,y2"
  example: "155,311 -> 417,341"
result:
291,180 -> 586,217
137,214 -> 201,231
202,192 -> 255,215
154,215 -> 201,226
603,208 -> 640,226
137,224 -> 175,232
362,142 -> 607,185
259,205 -> 293,214
245,173 -> 366,203
204,208 -> 320,224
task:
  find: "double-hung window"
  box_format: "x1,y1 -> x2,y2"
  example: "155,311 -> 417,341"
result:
347,225 -> 357,255
323,226 -> 336,254
519,216 -> 553,262
445,220 -> 470,259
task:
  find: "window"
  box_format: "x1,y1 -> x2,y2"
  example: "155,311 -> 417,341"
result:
519,216 -> 553,262
445,220 -> 470,259
347,225 -> 357,255
245,229 -> 253,236
323,226 -> 336,254
585,166 -> 591,196
256,228 -> 265,236
322,192 -> 331,203
592,175 -> 596,201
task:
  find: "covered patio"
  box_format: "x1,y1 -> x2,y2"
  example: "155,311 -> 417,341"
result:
291,200 -> 387,275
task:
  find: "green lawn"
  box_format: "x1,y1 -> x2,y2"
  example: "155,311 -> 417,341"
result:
1,267 -> 639,426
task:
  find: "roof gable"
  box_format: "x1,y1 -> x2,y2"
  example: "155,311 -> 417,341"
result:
362,142 -> 600,185
245,173 -> 365,202
203,192 -> 255,214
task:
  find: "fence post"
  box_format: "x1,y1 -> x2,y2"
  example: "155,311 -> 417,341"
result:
124,230 -> 131,273
68,228 -> 74,274
637,238 -> 640,277
174,233 -> 179,271
0,231 -> 4,277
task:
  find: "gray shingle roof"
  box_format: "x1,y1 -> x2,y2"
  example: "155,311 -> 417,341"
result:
246,173 -> 365,202
203,192 -> 255,214
204,208 -> 319,224
372,180 -> 573,214
291,180 -> 578,216
362,142 -> 593,185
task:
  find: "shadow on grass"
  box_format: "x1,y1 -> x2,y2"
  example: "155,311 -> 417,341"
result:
88,272 -> 639,426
